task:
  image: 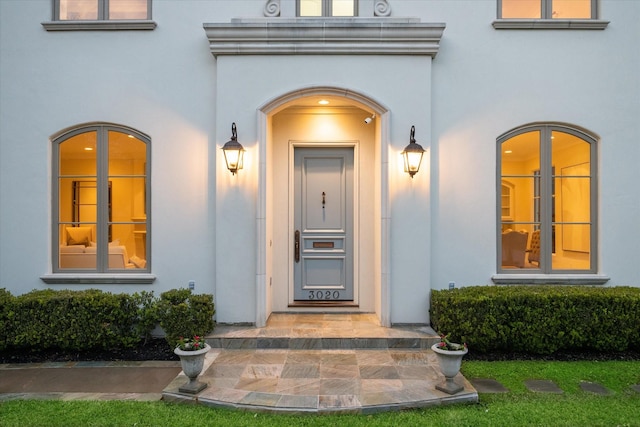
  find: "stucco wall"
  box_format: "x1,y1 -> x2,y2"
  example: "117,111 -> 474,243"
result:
0,1 -> 219,296
213,54 -> 433,323
1,0 -> 639,325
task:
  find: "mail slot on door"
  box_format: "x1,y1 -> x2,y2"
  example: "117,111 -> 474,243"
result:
304,238 -> 344,250
313,241 -> 334,249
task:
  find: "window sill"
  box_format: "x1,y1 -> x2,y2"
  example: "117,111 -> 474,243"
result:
42,20 -> 157,31
41,273 -> 156,285
491,274 -> 610,285
492,19 -> 609,30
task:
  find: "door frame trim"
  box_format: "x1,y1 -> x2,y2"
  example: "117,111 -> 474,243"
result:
256,86 -> 390,328
288,142 -> 360,306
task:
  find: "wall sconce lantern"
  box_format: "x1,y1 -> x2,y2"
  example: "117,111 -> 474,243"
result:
401,125 -> 425,178
222,122 -> 244,175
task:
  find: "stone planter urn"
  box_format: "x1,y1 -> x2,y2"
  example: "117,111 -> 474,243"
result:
174,343 -> 210,394
431,343 -> 468,395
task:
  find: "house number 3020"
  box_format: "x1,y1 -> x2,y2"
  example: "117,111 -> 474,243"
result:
309,291 -> 340,300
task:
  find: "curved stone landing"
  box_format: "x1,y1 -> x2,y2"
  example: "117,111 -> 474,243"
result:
163,348 -> 477,414
162,314 -> 477,413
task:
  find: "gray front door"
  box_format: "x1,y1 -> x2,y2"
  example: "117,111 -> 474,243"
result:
293,147 -> 354,301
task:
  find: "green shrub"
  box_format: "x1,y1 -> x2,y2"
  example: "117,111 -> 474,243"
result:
0,288 -> 15,350
431,285 -> 640,354
157,288 -> 215,350
1,288 -> 214,353
133,290 -> 160,343
9,289 -> 156,351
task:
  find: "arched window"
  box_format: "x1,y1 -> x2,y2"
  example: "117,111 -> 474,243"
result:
53,124 -> 150,273
497,124 -> 597,273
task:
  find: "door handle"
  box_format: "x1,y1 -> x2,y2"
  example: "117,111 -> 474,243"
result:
294,230 -> 300,263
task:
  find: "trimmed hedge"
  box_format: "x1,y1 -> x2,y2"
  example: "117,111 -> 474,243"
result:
0,288 -> 15,350
0,288 -> 215,353
9,289 -> 151,350
431,285 -> 640,354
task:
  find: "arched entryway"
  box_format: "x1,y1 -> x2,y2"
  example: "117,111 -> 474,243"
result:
254,87 -> 391,327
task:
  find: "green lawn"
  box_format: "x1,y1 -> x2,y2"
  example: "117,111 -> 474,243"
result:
1,361 -> 639,427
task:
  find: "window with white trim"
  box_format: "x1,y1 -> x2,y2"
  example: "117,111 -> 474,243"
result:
55,0 -> 150,21
499,0 -> 595,19
299,0 -> 356,17
498,124 -> 597,273
53,124 -> 150,273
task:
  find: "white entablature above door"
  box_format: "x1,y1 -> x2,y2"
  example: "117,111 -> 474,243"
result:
203,18 -> 445,57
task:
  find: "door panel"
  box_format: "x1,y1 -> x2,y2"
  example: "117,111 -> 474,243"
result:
294,147 -> 354,301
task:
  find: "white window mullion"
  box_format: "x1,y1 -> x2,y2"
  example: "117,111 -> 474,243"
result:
540,126 -> 553,273
96,127 -> 109,271
589,138 -> 598,271
100,0 -> 108,21
542,0 -> 550,19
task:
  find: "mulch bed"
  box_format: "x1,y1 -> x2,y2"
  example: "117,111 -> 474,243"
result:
0,339 -> 178,364
465,349 -> 640,362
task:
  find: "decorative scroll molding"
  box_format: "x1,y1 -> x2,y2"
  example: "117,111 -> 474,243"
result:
374,0 -> 391,17
263,0 -> 280,17
204,18 -> 445,57
492,19 -> 609,30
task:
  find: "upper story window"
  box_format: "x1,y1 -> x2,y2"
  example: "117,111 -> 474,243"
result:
56,0 -> 150,20
43,0 -> 155,30
53,124 -> 150,275
500,0 -> 594,19
299,0 -> 356,17
497,124 -> 597,274
494,0 -> 608,29
263,0 -> 390,18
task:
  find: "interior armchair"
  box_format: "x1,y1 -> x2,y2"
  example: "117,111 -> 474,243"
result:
527,229 -> 540,266
501,229 -> 528,268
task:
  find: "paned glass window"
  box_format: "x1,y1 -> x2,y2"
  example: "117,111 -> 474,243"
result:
53,124 -> 150,273
498,124 -> 597,273
57,0 -> 150,21
500,0 -> 594,19
299,0 -> 355,17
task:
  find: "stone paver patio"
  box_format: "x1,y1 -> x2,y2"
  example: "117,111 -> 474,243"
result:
162,313 -> 478,413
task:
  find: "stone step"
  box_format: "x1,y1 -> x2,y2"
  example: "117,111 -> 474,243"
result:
205,314 -> 440,350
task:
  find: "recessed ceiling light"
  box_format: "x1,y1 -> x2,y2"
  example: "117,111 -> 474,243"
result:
318,99 -> 329,105
84,147 -> 93,151
504,150 -> 512,154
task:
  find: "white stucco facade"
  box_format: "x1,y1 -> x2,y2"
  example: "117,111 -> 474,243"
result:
1,0 -> 638,326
